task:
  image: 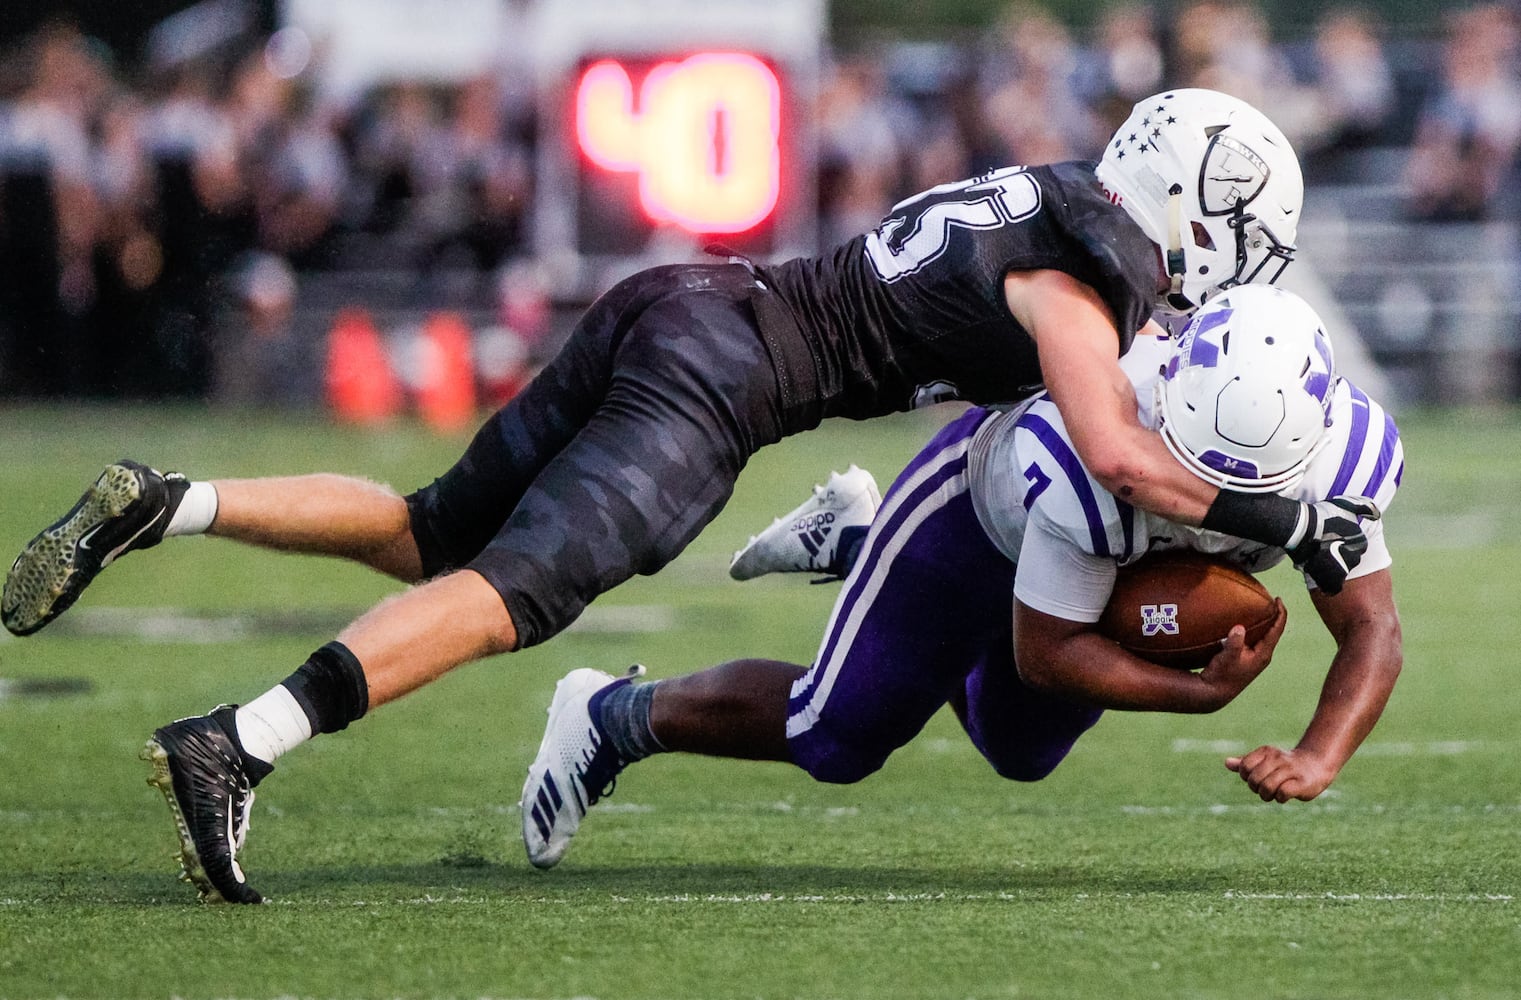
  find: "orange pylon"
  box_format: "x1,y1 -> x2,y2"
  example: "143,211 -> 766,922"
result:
416,311 -> 477,432
324,307 -> 403,424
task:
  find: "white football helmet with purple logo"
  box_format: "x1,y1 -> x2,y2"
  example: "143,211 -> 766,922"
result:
1156,285 -> 1337,493
1096,88 -> 1303,313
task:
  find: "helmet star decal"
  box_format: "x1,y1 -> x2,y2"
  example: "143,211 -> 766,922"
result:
1116,97 -> 1183,158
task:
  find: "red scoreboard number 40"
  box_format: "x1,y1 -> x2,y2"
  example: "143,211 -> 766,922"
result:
575,52 -> 781,235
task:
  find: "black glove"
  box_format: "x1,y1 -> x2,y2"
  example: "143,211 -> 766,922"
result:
1286,496 -> 1381,595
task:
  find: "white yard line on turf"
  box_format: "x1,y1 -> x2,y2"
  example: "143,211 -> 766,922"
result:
47,603 -> 677,641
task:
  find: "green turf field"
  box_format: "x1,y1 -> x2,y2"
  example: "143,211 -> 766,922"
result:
0,403 -> 1517,999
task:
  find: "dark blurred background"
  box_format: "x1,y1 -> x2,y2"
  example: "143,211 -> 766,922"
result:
0,1 -> 1512,414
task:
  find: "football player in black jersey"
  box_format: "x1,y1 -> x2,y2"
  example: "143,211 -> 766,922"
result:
2,89 -> 1374,903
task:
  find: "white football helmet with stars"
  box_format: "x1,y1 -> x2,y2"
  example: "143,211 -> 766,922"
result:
1096,88 -> 1303,314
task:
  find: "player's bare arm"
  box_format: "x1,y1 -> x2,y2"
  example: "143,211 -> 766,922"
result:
1003,269 -> 1219,524
1012,596 -> 1287,714
1225,568 -> 1402,802
1005,270 -> 1380,595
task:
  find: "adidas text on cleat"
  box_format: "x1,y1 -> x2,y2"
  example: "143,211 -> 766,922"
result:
729,465 -> 880,581
521,664 -> 645,870
3,460 -> 189,636
142,705 -> 272,904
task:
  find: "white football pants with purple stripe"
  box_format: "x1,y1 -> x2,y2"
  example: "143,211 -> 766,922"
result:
785,406 -> 1103,784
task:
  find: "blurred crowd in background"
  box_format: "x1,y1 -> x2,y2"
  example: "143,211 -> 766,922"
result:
0,0 -> 1517,406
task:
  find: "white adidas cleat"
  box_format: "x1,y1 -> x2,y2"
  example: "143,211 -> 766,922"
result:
521,664 -> 645,870
729,465 -> 880,581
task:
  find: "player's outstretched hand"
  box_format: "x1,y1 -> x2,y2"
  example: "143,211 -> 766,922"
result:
1224,746 -> 1337,802
1196,597 -> 1287,710
1289,496 -> 1381,595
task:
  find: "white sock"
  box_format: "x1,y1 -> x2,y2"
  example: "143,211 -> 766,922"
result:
165,481 -> 219,537
235,685 -> 314,765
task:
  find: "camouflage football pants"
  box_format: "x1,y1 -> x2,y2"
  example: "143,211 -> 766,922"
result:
406,263 -> 795,648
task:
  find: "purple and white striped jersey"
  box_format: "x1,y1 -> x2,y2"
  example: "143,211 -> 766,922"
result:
967,334 -> 1405,623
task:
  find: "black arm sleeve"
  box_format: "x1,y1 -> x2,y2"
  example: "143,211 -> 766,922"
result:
1201,490 -> 1303,549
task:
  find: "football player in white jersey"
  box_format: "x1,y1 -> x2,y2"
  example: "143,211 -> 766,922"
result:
522,285 -> 1403,869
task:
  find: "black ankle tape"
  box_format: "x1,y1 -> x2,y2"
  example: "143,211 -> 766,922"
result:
281,641 -> 370,735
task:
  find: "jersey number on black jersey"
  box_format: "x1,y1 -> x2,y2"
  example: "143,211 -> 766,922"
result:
865,167 -> 1042,283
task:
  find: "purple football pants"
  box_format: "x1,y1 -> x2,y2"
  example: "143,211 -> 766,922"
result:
786,406 -> 1104,784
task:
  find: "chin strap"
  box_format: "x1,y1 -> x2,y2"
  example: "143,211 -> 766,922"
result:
1162,183 -> 1193,310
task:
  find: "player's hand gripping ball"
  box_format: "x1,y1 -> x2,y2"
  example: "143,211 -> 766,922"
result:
1098,552 -> 1278,669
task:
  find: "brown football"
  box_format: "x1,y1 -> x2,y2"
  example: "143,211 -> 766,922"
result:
1097,551 -> 1278,670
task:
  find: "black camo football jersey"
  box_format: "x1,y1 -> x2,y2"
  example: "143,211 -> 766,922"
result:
754,160 -> 1159,419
